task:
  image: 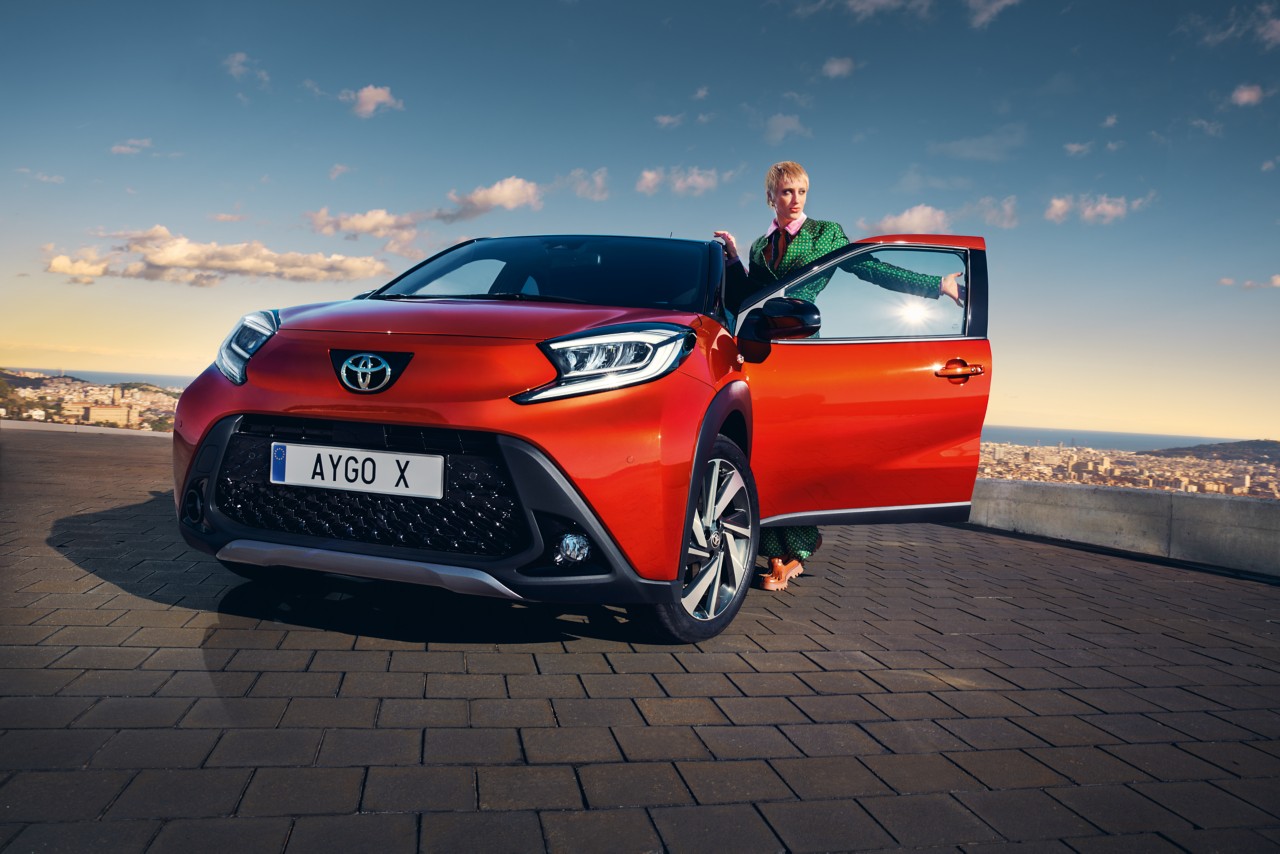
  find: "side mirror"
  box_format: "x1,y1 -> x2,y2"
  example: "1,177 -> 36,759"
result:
736,297 -> 821,363
739,297 -> 821,342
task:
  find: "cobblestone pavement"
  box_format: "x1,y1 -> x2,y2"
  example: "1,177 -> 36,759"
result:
2,427 -> 1279,853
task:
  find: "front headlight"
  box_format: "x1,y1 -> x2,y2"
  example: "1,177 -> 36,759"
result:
513,323 -> 695,404
214,310 -> 279,385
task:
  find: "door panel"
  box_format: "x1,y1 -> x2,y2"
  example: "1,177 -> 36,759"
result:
740,238 -> 992,524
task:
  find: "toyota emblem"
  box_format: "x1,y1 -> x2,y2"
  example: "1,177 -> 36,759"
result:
339,353 -> 393,393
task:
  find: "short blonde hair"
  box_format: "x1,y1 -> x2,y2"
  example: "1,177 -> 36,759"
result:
765,161 -> 809,205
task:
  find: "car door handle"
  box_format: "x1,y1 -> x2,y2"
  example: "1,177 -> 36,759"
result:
935,360 -> 985,384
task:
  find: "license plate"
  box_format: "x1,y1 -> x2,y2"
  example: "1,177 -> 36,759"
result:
270,442 -> 444,499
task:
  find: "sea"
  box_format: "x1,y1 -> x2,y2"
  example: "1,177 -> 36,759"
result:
4,368 -> 197,391
981,425 -> 1250,453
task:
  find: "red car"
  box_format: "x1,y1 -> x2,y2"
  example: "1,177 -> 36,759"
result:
174,234 -> 990,642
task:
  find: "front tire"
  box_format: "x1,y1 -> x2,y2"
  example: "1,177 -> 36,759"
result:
647,435 -> 759,643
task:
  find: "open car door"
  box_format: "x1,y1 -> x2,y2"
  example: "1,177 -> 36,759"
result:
737,234 -> 992,528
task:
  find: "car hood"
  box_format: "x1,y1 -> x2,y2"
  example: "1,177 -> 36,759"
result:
279,299 -> 701,340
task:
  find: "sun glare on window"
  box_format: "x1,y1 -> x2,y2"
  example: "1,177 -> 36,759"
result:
897,299 -> 931,326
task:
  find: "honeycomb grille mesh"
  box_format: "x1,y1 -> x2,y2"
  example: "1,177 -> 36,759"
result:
214,428 -> 527,557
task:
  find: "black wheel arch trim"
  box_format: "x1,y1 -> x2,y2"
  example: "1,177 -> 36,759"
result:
668,381 -> 754,595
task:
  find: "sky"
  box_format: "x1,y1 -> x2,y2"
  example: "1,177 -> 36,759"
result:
2,0 -> 1277,439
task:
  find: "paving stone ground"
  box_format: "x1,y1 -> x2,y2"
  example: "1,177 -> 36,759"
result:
1,426 -> 1278,853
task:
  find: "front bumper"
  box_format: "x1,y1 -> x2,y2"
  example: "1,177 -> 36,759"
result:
178,414 -> 675,605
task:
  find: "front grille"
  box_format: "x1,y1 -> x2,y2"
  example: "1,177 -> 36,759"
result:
214,416 -> 528,557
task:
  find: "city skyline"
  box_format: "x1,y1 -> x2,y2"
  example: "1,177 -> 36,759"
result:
2,0 -> 1277,439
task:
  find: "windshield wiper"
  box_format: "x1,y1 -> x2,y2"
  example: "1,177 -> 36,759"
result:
468,293 -> 587,304
372,292 -> 587,304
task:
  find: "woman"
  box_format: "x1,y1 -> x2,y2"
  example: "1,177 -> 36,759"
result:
715,161 -> 962,592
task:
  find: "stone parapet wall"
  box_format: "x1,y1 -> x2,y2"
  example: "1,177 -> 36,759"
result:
971,479 -> 1279,578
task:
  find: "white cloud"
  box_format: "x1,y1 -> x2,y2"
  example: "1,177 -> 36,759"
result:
693,86 -> 709,100
697,112 -> 715,124
435,176 -> 543,223
1273,274 -> 1280,287
1102,114 -> 1118,128
783,91 -> 814,108
822,56 -> 854,78
1184,4 -> 1280,49
929,123 -> 1026,161
975,195 -> 1018,229
339,85 -> 404,119
965,0 -> 1021,28
861,204 -> 951,234
309,177 -> 551,251
1045,192 -> 1155,225
111,138 -> 152,155
670,167 -> 719,196
46,226 -> 389,286
224,52 -> 250,78
655,114 -> 684,129
764,113 -> 811,145
566,167 -> 609,201
1064,141 -> 1093,157
1044,196 -> 1073,223
47,248 -> 110,284
636,169 -> 665,195
633,167 -> 721,196
1219,278 -> 1236,286
17,168 -> 65,184
1263,158 -> 1277,171
210,213 -> 246,222
1106,141 -> 1125,152
329,164 -> 349,181
1263,16 -> 1280,47
308,208 -> 422,256
308,208 -> 415,239
1231,84 -> 1265,106
833,0 -> 1015,27
1191,118 -> 1224,137
224,52 -> 269,87
842,0 -> 931,21
1079,195 -> 1128,224
1128,190 -> 1157,212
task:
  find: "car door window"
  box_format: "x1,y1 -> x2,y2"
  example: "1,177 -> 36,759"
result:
780,246 -> 969,339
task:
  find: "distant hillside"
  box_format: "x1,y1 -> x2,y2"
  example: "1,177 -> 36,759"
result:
0,369 -> 164,392
0,369 -> 59,390
1138,439 -> 1280,465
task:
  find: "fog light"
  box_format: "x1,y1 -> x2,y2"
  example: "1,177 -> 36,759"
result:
182,482 -> 206,526
553,533 -> 591,565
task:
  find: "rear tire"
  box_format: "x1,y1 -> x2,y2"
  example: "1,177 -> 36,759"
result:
647,435 -> 759,643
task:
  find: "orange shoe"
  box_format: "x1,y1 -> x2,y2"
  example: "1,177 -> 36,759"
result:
760,557 -> 804,591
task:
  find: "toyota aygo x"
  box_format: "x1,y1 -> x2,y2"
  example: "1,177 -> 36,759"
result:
174,234 -> 991,642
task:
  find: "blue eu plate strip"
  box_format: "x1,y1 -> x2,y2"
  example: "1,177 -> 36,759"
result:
271,443 -> 287,483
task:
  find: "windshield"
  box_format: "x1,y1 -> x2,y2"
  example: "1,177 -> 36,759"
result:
375,236 -> 711,313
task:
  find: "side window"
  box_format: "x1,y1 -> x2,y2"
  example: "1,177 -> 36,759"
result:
783,247 -> 968,339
